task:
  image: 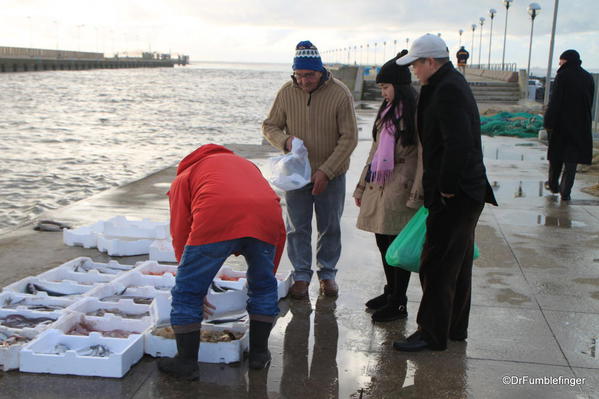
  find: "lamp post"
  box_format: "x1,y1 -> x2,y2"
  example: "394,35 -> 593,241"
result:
383,41 -> 387,61
488,9 -> 496,68
354,45 -> 357,65
501,0 -> 514,71
471,24 -> 476,67
360,44 -> 363,65
393,39 -> 397,56
458,29 -> 464,47
374,42 -> 378,66
406,37 -> 409,48
366,43 -> 370,65
544,0 -> 559,106
478,17 -> 485,66
526,3 -> 541,79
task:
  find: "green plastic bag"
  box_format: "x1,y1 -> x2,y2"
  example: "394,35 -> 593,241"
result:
385,206 -> 480,272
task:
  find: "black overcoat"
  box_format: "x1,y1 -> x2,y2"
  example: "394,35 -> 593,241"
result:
417,62 -> 497,208
544,61 -> 595,164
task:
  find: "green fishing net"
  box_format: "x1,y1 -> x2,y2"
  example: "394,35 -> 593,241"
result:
480,112 -> 544,138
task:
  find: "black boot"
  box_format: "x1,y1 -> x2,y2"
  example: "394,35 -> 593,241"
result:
365,285 -> 390,310
249,320 -> 273,370
158,330 -> 200,380
371,296 -> 407,322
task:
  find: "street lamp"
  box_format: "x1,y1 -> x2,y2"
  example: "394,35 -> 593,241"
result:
458,29 -> 464,47
366,43 -> 370,65
526,2 -> 541,79
471,24 -> 476,67
360,44 -> 363,65
478,17 -> 485,67
544,0 -> 559,106
374,42 -> 378,66
393,39 -> 397,56
501,0 -> 514,71
406,37 -> 409,48
383,41 -> 387,62
488,9 -> 497,69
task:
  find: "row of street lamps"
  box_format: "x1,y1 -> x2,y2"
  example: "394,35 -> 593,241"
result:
321,38 -> 412,68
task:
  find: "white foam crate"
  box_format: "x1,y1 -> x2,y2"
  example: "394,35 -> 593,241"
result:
0,291 -> 75,313
144,322 -> 248,364
38,263 -> 117,286
65,297 -> 151,322
20,328 -> 143,378
50,311 -> 150,336
206,285 -> 248,318
48,257 -> 133,278
112,270 -> 175,292
0,308 -> 60,335
3,276 -> 94,297
133,260 -> 177,277
63,221 -> 104,248
102,216 -> 168,240
276,271 -> 293,300
149,239 -> 177,263
97,234 -> 153,257
85,281 -> 161,305
215,266 -> 292,301
0,326 -> 39,371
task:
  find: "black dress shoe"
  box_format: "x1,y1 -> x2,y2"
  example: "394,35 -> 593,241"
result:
393,331 -> 431,352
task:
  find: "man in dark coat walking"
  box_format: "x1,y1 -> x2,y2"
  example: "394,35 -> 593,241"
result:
544,49 -> 595,201
393,34 -> 497,352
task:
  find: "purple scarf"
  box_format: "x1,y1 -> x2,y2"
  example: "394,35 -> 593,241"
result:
370,103 -> 402,185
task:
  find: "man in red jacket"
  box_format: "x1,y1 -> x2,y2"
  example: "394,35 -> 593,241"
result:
158,144 -> 286,379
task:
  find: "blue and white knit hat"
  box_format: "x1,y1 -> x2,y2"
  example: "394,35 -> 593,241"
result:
293,40 -> 325,71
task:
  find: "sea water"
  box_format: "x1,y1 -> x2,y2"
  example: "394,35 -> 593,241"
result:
0,62 -> 291,233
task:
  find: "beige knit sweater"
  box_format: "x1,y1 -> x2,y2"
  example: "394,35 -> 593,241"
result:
262,74 -> 358,180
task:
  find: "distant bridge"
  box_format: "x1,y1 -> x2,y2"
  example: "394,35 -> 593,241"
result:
0,46 -> 189,73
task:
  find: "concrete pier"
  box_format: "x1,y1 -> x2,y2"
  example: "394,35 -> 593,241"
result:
0,46 -> 189,73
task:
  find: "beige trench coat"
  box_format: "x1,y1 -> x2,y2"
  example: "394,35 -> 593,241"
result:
353,123 -> 424,236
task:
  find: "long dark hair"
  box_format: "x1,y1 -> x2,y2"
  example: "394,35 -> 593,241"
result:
372,83 -> 417,147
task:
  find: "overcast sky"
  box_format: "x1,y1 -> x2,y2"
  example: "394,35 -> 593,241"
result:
2,0 -> 598,72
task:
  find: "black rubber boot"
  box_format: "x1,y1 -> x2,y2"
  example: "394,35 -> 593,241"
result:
371,296 -> 408,322
365,285 -> 390,310
249,320 -> 273,370
157,330 -> 200,380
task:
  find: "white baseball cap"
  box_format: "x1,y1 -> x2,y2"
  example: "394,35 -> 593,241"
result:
396,34 -> 449,66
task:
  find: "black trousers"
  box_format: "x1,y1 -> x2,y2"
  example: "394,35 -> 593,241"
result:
416,193 -> 484,350
548,160 -> 577,199
375,233 -> 411,305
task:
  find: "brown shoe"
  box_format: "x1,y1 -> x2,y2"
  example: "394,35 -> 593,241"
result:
319,279 -> 338,297
289,281 -> 310,299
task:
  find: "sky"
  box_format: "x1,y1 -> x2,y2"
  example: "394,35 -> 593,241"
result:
2,0 -> 598,73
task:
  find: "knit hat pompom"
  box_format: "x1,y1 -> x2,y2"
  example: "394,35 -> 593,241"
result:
376,50 -> 411,85
293,40 -> 325,71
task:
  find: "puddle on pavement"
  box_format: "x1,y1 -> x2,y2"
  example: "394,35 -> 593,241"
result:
572,278 -> 599,287
482,141 -> 545,161
496,288 -> 532,305
495,210 -> 586,228
491,180 -> 547,199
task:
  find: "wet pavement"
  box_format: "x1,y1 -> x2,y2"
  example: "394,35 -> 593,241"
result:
1,113 -> 598,398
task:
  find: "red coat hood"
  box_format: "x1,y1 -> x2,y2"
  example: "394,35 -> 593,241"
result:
176,144 -> 234,175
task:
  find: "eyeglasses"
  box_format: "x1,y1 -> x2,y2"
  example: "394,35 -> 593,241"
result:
292,72 -> 319,80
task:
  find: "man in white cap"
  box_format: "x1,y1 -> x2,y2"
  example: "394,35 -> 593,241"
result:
392,34 -> 497,351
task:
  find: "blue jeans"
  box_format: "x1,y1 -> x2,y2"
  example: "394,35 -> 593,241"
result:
170,237 -> 279,332
284,174 -> 345,282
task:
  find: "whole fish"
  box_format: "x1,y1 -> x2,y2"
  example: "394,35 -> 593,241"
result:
25,283 -> 72,297
78,344 -> 111,357
88,308 -> 150,319
0,314 -> 54,329
100,295 -> 154,305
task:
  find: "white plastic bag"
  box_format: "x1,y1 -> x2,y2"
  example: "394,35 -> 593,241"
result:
268,137 -> 312,191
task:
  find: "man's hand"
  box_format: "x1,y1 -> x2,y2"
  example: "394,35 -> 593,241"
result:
311,170 -> 329,195
285,136 -> 295,152
203,297 -> 216,317
354,197 -> 361,207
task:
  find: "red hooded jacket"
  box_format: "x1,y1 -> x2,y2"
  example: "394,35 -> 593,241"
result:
168,144 -> 286,270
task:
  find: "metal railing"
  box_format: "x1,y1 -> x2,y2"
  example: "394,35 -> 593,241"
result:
467,63 -> 518,72
0,46 -> 103,60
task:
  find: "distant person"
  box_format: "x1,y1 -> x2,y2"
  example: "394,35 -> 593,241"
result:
544,49 -> 595,201
353,50 -> 423,322
262,40 -> 358,299
393,34 -> 497,352
456,46 -> 469,75
158,144 -> 286,379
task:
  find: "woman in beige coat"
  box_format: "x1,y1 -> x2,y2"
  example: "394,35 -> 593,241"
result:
354,51 -> 423,322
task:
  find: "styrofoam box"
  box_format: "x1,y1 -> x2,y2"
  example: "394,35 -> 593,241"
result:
215,266 -> 292,301
37,262 -> 117,286
112,270 -> 175,292
3,276 -> 94,297
85,281 -> 162,305
48,257 -> 133,279
149,239 -> 177,263
0,326 -> 39,371
133,260 -> 177,277
0,308 -> 60,335
0,291 -> 75,313
144,323 -> 249,364
97,234 -> 153,257
65,297 -> 151,322
63,221 -> 104,248
51,311 -> 150,337
206,285 -> 248,318
276,271 -> 293,300
102,216 -> 168,240
20,328 -> 143,378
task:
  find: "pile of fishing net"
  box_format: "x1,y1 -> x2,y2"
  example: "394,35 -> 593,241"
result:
480,112 -> 544,138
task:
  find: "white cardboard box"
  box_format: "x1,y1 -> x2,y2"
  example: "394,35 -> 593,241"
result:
20,328 -> 144,378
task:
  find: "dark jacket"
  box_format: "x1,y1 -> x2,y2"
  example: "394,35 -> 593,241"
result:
544,61 -> 595,164
417,62 -> 497,208
456,49 -> 469,65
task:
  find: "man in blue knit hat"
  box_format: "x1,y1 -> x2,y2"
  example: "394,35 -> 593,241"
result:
263,40 -> 358,299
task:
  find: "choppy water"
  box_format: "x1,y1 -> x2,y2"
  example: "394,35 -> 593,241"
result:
0,62 -> 291,233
